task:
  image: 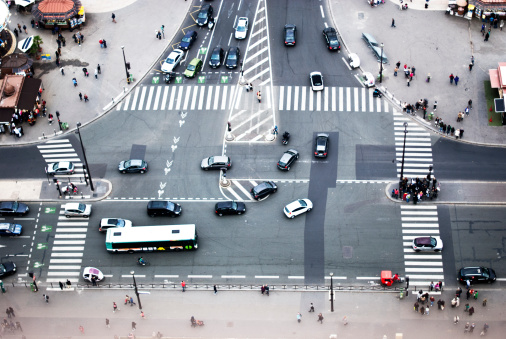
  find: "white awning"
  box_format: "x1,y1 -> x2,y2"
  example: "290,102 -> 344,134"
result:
14,0 -> 35,7
18,36 -> 33,52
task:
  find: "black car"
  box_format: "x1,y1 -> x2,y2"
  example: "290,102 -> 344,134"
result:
225,47 -> 240,69
284,24 -> 296,46
323,27 -> 340,51
277,149 -> 299,171
458,267 -> 496,284
196,4 -> 213,26
179,30 -> 198,51
147,201 -> 182,217
215,201 -> 246,216
209,46 -> 225,68
0,201 -> 29,216
0,262 -> 17,278
314,133 -> 329,158
250,181 -> 277,200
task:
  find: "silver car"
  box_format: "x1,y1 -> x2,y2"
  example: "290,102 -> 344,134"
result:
64,203 -> 92,218
412,236 -> 443,252
46,161 -> 75,175
235,17 -> 248,39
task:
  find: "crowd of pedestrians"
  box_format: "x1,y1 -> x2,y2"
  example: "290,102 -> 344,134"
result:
393,176 -> 440,203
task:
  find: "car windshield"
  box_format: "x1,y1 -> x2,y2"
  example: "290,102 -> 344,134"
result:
124,160 -> 132,168
482,268 -> 490,278
231,201 -> 238,209
11,202 -> 18,210
317,139 -> 326,150
77,203 -> 86,212
52,163 -> 60,170
312,75 -> 322,85
298,199 -> 307,207
165,57 -> 175,64
182,36 -> 191,43
116,219 -> 125,227
286,30 -> 295,39
228,53 -> 237,60
237,26 -> 246,32
211,53 -> 220,60
208,157 -> 215,165
329,37 -> 338,45
198,12 -> 207,19
187,64 -> 196,71
0,264 -> 5,273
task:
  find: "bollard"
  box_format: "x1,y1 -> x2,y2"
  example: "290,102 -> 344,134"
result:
399,287 -> 404,299
81,192 -> 84,199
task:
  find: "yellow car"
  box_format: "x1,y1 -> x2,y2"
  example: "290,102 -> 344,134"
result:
184,58 -> 203,78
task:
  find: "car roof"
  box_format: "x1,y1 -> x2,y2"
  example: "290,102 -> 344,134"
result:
238,17 -> 248,23
324,27 -> 336,33
461,267 -> 483,274
128,159 -> 144,166
414,237 -> 434,245
211,155 -> 229,162
228,46 -> 239,52
217,201 -> 234,208
0,201 -> 14,207
65,203 -> 81,209
201,4 -> 211,10
212,46 -> 223,53
285,24 -> 296,29
169,49 -> 184,56
185,30 -> 196,36
310,71 -> 322,77
0,223 -> 14,229
190,58 -> 202,65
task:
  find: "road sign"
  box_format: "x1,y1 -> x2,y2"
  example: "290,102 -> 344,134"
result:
44,207 -> 56,214
175,76 -> 183,84
41,225 -> 52,232
198,76 -> 206,84
199,47 -> 207,55
36,243 -> 48,250
221,76 -> 229,84
152,77 -> 160,84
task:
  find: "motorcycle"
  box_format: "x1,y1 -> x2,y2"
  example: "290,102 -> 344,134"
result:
191,316 -> 204,327
164,72 -> 176,84
137,258 -> 150,266
373,89 -> 382,98
282,131 -> 290,145
381,270 -> 404,286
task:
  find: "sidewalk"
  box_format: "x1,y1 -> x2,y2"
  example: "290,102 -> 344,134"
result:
0,0 -> 191,145
330,0 -> 506,146
1,285 -> 504,338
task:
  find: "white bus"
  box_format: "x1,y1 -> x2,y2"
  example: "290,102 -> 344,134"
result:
105,224 -> 198,253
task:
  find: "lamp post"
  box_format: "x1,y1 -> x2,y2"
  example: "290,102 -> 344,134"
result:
330,272 -> 334,312
75,122 -> 94,191
121,46 -> 130,83
379,43 -> 384,83
131,271 -> 142,310
398,122 -> 408,191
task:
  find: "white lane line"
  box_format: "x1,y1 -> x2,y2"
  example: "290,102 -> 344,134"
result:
213,86 -> 220,110
243,57 -> 269,75
376,96 -> 381,112
286,86 -> 291,111
146,86 -> 156,110
402,230 -> 440,235
221,86 -> 228,110
48,265 -> 81,270
46,278 -> 78,283
346,87 -> 351,111
229,109 -> 247,122
397,274 -> 444,279
55,228 -> 88,233
396,148 -> 432,152
138,86 -> 147,110
56,222 -> 90,226
245,46 -> 268,63
55,234 -> 87,239
52,246 -> 85,251
354,87 -> 359,111
43,153 -> 78,158
236,116 -> 272,140
130,87 -> 140,110
198,86 -> 206,111
332,87 -> 336,111
161,86 -> 169,110
191,86 -> 198,111
309,88 -> 313,111
294,86 -> 299,111
122,94 -> 131,111
396,153 -> 433,157
255,275 -> 279,279
45,139 -> 70,143
288,276 -> 304,279
369,89 -> 373,111
39,149 -> 76,153
154,275 -> 179,278
404,261 -> 443,266
339,87 -> 344,111
228,86 -> 236,109
251,26 -> 266,38
402,223 -> 440,228
47,272 -> 80,276
50,252 -> 84,257
221,275 -> 246,278
233,181 -> 253,198
175,86 -> 184,110
248,36 -> 268,50
121,274 -> 146,278
301,86 -> 306,111
401,211 -> 438,215
361,87 -> 366,112
206,86 -> 213,110
168,86 -> 176,110
247,67 -> 270,82
406,267 -> 444,273
188,275 -> 213,278
226,186 -> 243,201
232,110 -> 266,130
404,255 -> 442,259
323,87 -> 328,111
384,100 -> 389,112
38,144 -> 73,149
50,259 -> 82,263
278,86 -> 284,111
394,132 -> 431,137
183,85 -> 192,110
316,90 -> 321,111
54,240 -> 85,245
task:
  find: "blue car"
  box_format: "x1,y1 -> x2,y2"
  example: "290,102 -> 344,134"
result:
179,30 -> 198,51
0,223 -> 22,236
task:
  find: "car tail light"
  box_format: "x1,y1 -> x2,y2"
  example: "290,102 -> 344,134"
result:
215,211 -> 218,214
285,41 -> 287,44
314,152 -> 318,155
227,163 -> 231,167
324,153 -> 327,156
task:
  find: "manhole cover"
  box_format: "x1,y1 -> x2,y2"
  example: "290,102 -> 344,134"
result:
343,246 -> 353,259
358,12 -> 364,20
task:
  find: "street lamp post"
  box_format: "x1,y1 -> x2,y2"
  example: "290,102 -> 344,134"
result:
398,122 -> 408,191
121,46 -> 130,83
131,271 -> 143,310
75,122 -> 94,191
379,43 -> 384,83
330,272 -> 334,312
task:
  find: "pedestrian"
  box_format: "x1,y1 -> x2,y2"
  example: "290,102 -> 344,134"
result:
470,323 -> 475,333
469,63 -> 473,71
248,83 -> 253,91
342,316 -> 348,325
484,31 -> 489,41
213,285 -> 217,295
309,303 -> 314,312
437,299 -> 442,310
468,99 -> 472,109
82,67 -> 87,76
405,276 -> 409,289
140,311 -> 145,319
95,69 -> 98,79
481,23 -> 485,34
59,281 -> 64,290
414,302 -> 419,312
469,306 -> 474,316
257,91 -> 261,103
482,298 -> 487,306
91,276 -> 97,286
72,78 -> 78,87
454,76 -> 459,85
394,67 -> 398,76
132,321 -> 136,331
460,129 -> 465,139
446,124 -> 451,135
58,47 -> 61,55
60,67 -> 65,75
454,315 -> 460,324
426,73 -> 431,82
466,279 -> 471,289
130,296 -> 135,305
474,291 -> 478,299
391,18 -> 396,27
57,39 -> 61,48
112,13 -> 116,23
48,113 -> 53,124
317,313 -> 324,324
261,285 -> 265,294
425,305 -> 429,315
407,77 -> 410,87
97,64 -> 101,74
125,295 -> 130,305
6,308 -> 11,318
56,57 -> 60,67
181,280 -> 186,292
430,296 -> 435,307
297,312 -> 302,323
16,321 -> 22,331
99,39 -> 104,48
79,92 -> 82,101
43,294 -> 49,303
23,25 -> 27,34
106,318 -> 110,328
429,281 -> 434,291
466,289 -> 471,300
103,39 -> 107,48
420,306 -> 424,315
62,36 -> 66,47
13,28 -> 18,38
8,307 -> 15,318
17,23 -> 21,31
79,325 -> 84,334
113,302 -> 118,313
449,73 -> 454,84
434,282 -> 440,291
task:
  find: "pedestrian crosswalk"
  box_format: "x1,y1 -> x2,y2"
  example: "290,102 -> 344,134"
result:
45,205 -> 89,283
401,205 -> 444,288
114,85 -> 390,113
393,111 -> 434,179
222,179 -> 309,201
37,139 -> 84,178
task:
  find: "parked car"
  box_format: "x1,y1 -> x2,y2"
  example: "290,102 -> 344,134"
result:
201,156 -> 231,170
196,4 -> 213,26
83,267 -> 104,282
284,199 -> 313,218
46,161 -> 75,175
277,149 -> 299,171
458,267 -> 496,284
362,33 -> 388,63
209,46 -> 225,68
412,236 -> 443,252
161,49 -> 184,73
322,27 -> 340,51
362,72 -> 375,87
0,262 -> 16,278
225,47 -> 240,69
250,181 -> 277,200
284,24 -> 296,46
0,223 -> 22,236
310,72 -> 324,91
64,203 -> 92,218
235,17 -> 248,39
348,53 -> 360,68
99,218 -> 132,232
179,30 -> 198,50
118,159 -> 148,174
184,58 -> 203,78
0,201 -> 29,216
147,200 -> 182,217
215,201 -> 246,216
314,133 -> 329,158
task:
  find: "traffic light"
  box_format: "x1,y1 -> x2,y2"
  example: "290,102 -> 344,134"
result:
126,62 -> 131,70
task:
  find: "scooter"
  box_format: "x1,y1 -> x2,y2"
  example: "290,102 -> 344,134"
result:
373,89 -> 382,98
282,131 -> 290,145
164,72 -> 176,84
191,317 -> 204,327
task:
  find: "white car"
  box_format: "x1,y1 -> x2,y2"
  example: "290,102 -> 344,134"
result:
235,17 -> 248,39
99,218 -> 132,232
161,49 -> 184,73
362,72 -> 375,87
348,53 -> 360,69
64,203 -> 92,218
46,161 -> 75,176
83,267 -> 104,282
412,236 -> 443,252
310,72 -> 324,91
284,199 -> 313,218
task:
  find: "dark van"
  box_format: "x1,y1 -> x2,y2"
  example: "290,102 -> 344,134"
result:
147,201 -> 182,217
